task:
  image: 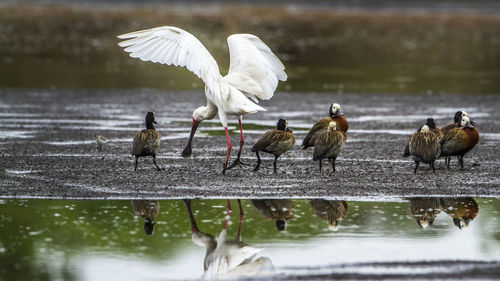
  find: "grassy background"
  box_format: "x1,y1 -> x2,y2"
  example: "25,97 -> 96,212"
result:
0,4 -> 499,94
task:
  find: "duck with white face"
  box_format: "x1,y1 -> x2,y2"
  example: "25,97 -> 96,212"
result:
409,124 -> 441,173
440,198 -> 479,229
313,121 -> 347,174
132,111 -> 162,171
251,119 -> 295,174
302,103 -> 349,150
440,115 -> 479,169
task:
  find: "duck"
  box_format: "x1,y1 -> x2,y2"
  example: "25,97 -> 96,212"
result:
302,103 -> 348,149
408,198 -> 441,228
94,134 -> 107,152
440,115 -> 479,169
441,111 -> 469,134
251,199 -> 294,231
131,200 -> 160,235
132,111 -> 162,171
408,124 -> 441,173
309,199 -> 348,231
403,118 -> 442,157
251,119 -> 295,174
440,197 -> 479,229
183,199 -> 275,279
313,121 -> 346,174
118,26 -> 287,174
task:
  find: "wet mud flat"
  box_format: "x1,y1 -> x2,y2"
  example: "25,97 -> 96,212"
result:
0,89 -> 499,199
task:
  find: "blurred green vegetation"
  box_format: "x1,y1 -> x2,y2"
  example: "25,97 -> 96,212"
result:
0,198 -> 499,280
0,4 -> 499,94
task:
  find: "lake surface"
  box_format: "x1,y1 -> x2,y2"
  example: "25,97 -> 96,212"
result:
1,198 -> 499,280
0,3 -> 499,94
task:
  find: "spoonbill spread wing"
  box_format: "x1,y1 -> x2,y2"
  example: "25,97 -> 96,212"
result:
117,26 -> 287,173
118,26 -> 222,95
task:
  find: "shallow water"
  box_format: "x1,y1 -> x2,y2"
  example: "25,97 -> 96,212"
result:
1,198 -> 499,280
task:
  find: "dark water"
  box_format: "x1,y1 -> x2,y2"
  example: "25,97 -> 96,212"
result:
1,4 -> 499,94
1,198 -> 499,280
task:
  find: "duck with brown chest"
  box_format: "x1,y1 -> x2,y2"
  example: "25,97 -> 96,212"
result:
313,121 -> 346,174
440,115 -> 479,169
132,111 -> 162,171
302,103 -> 348,149
251,119 -> 295,174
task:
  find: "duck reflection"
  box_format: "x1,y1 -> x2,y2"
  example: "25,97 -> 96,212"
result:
183,199 -> 275,279
309,200 -> 348,231
251,199 -> 294,231
408,198 -> 441,228
131,200 -> 160,235
440,198 -> 479,229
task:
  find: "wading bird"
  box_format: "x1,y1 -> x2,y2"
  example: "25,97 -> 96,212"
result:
132,111 -> 161,171
408,124 -> 441,173
94,134 -> 107,152
441,113 -> 479,168
251,119 -> 295,174
302,103 -> 348,149
313,121 -> 346,174
118,26 -> 287,174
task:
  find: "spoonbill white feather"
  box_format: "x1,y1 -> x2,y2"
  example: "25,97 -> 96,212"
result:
118,26 -> 287,173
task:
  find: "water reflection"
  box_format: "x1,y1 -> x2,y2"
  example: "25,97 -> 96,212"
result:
1,197 -> 497,281
184,199 -> 275,279
309,200 -> 348,231
408,198 -> 441,228
441,198 -> 479,229
131,200 -> 160,235
408,198 -> 479,229
251,199 -> 294,231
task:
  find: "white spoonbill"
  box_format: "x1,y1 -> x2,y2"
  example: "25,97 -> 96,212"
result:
117,26 -> 287,173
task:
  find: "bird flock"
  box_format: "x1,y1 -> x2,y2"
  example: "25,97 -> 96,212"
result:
114,26 -> 479,175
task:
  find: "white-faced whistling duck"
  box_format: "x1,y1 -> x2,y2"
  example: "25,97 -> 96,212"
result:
302,103 -> 348,149
251,119 -> 295,174
440,198 -> 478,229
440,115 -> 479,169
309,199 -> 348,231
441,111 -> 468,165
132,111 -> 162,171
251,199 -> 294,231
313,121 -> 346,174
403,118 -> 443,157
94,134 -> 107,152
131,200 -> 160,235
408,198 -> 441,229
408,124 -> 441,173
441,111 -> 469,134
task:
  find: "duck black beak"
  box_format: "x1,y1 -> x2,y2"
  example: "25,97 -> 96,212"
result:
470,120 -> 477,127
286,128 -> 293,133
182,118 -> 201,158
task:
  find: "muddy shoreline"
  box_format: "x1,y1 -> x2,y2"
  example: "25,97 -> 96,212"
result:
0,89 -> 499,199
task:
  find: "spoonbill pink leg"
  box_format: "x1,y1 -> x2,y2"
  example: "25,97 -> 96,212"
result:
227,116 -> 250,169
222,127 -> 233,174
